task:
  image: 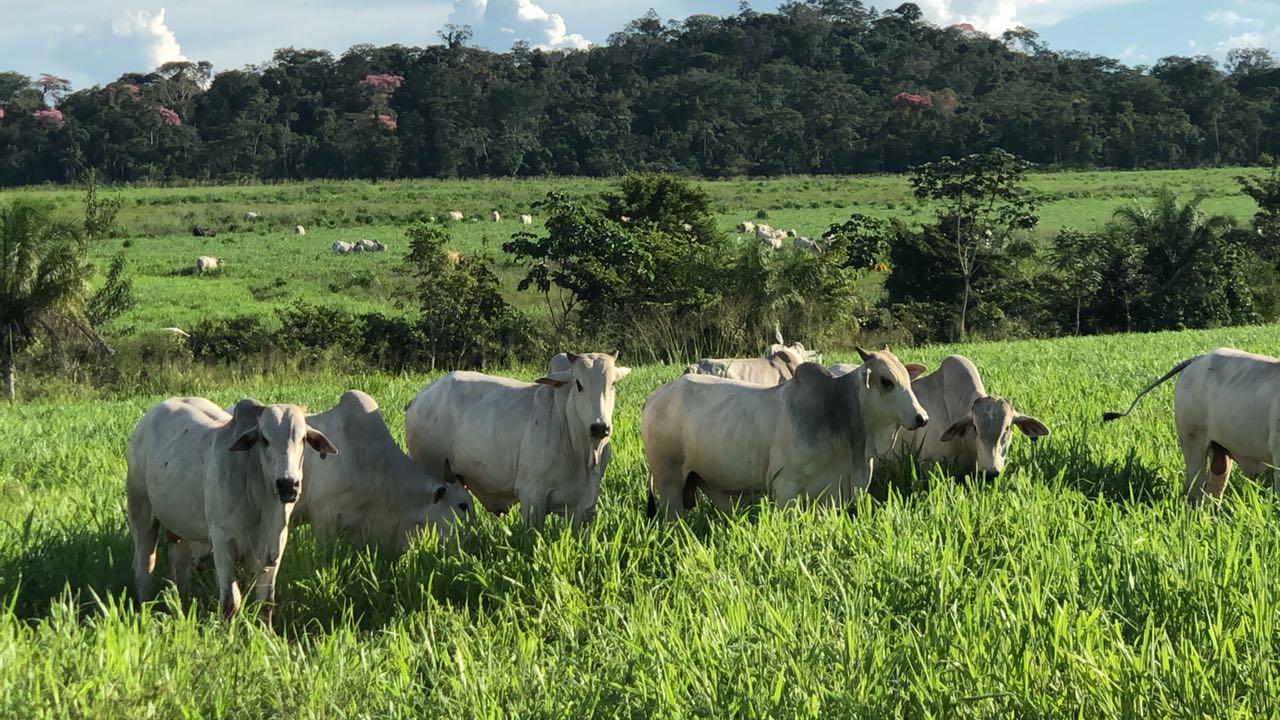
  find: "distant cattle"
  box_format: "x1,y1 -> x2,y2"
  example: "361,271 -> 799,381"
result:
295,225 -> 306,235
296,390 -> 472,551
737,221 -> 757,234
405,352 -> 631,527
448,211 -> 464,221
643,349 -> 928,519
332,241 -> 354,255
489,210 -> 501,222
161,327 -> 191,338
195,255 -> 219,273
192,227 -> 217,237
519,214 -> 533,225
243,212 -> 260,221
768,324 -> 822,365
793,237 -> 821,254
126,397 -> 339,625
755,224 -> 786,249
355,239 -> 386,253
444,249 -> 463,265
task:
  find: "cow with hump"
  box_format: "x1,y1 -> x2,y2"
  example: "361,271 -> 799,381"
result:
834,355 -> 1049,477
295,390 -> 473,552
1104,347 -> 1280,504
405,352 -> 631,527
126,397 -> 339,625
642,347 -> 928,520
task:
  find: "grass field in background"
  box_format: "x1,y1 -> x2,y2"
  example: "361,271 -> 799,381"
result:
0,166 -> 1265,331
2,322 -> 1280,716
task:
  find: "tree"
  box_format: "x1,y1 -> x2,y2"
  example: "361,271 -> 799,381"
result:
1047,229 -> 1102,335
0,201 -> 101,400
908,149 -> 1040,338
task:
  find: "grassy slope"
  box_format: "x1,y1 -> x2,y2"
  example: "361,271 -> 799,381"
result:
2,322 -> 1280,716
0,167 -> 1264,331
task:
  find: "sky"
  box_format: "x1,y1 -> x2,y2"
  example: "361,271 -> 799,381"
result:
0,0 -> 1277,90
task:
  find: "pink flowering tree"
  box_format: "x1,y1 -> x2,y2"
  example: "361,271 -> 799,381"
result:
32,108 -> 65,128
375,114 -> 397,131
154,106 -> 181,126
891,92 -> 933,110
34,74 -> 71,105
359,73 -> 404,132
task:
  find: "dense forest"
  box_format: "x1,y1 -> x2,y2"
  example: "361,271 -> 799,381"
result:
1,1 -> 1279,186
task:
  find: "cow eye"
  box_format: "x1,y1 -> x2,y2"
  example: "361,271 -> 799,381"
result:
575,380 -> 583,392
879,377 -> 894,391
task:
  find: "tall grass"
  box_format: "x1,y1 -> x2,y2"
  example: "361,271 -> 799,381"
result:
3,322 -> 1280,715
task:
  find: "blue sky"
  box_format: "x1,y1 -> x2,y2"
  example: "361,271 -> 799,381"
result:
0,0 -> 1276,90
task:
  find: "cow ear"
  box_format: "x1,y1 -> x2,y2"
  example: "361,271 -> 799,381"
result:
535,370 -> 571,388
855,346 -> 872,362
940,416 -> 973,441
610,350 -> 620,360
774,349 -> 795,365
305,429 -> 339,456
432,485 -> 447,504
613,366 -> 632,381
904,363 -> 927,380
229,429 -> 259,452
564,352 -> 580,365
1013,414 -> 1050,439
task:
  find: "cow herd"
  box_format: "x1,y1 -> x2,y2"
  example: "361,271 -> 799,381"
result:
124,336 -> 1277,625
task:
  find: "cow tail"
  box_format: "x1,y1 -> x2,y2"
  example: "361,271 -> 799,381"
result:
1102,355 -> 1202,422
646,489 -> 657,519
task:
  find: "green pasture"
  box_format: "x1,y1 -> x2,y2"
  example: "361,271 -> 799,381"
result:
2,322 -> 1280,716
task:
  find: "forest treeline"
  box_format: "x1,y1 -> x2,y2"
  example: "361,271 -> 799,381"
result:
2,1 -> 1280,186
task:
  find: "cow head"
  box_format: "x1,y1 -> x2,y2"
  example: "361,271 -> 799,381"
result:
855,347 -> 928,431
939,396 -> 1049,477
536,351 -> 631,453
229,401 -> 338,504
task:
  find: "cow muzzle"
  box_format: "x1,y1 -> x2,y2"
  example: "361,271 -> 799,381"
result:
276,478 -> 300,503
910,413 -> 928,430
590,422 -> 611,440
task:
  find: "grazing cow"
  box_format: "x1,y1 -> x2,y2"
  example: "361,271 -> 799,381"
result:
620,215 -> 632,223
1103,348 -> 1280,503
489,210 -> 501,222
738,221 -> 757,234
126,398 -> 339,624
768,324 -> 822,365
786,229 -> 798,238
243,212 -> 260,221
161,327 -> 191,338
295,225 -> 306,235
793,237 -> 821,254
332,241 -> 354,255
295,390 -> 472,551
643,349 -> 928,519
405,352 -> 631,526
684,350 -> 802,386
891,355 -> 1048,477
755,224 -> 785,249
195,256 -> 219,273
192,226 -> 217,237
355,239 -> 386,253
519,214 -> 533,225
444,249 -> 462,265
448,211 -> 464,221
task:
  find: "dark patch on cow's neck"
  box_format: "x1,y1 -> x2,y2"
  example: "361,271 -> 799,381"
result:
785,362 -> 860,446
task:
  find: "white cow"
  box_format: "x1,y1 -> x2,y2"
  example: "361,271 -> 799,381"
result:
195,256 -> 219,272
332,241 -> 354,255
891,355 -> 1048,477
295,225 -> 306,235
489,210 -> 501,222
448,211 -> 464,221
355,239 -> 386,253
405,352 -> 631,526
737,221 -> 757,234
768,323 -> 822,364
295,390 -> 472,551
684,350 -> 801,386
126,398 -> 339,624
1104,348 -> 1280,503
243,212 -> 260,221
793,237 -> 821,253
519,214 -> 533,225
643,349 -> 928,519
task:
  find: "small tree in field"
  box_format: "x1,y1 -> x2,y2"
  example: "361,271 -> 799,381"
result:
909,149 -> 1039,338
0,201 -> 101,400
1048,229 -> 1103,335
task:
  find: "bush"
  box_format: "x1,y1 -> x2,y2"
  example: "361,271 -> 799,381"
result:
189,316 -> 273,364
278,301 -> 364,358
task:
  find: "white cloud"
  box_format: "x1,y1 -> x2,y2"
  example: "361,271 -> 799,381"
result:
110,8 -> 187,69
448,0 -> 589,50
1216,31 -> 1268,54
1205,9 -> 1264,29
1118,44 -> 1148,64
912,0 -> 1142,36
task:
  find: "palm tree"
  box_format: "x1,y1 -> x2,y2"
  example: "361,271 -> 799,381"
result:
0,200 -> 101,401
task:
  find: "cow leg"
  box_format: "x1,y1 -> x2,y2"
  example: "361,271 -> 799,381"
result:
648,464 -> 691,521
212,539 -> 242,620
1178,428 -> 1211,505
126,487 -> 159,604
1204,442 -> 1233,500
252,562 -> 281,631
168,537 -> 194,609
518,494 -> 549,529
